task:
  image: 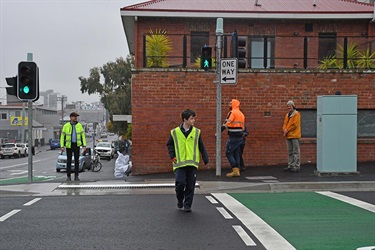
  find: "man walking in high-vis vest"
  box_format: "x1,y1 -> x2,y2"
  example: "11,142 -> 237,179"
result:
167,109 -> 209,212
60,112 -> 86,181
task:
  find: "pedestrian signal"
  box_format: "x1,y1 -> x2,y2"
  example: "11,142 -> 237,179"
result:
200,46 -> 212,70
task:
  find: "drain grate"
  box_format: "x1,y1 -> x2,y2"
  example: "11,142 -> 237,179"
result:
56,183 -> 200,190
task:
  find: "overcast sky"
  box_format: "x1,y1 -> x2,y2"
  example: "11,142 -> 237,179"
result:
0,0 -> 141,105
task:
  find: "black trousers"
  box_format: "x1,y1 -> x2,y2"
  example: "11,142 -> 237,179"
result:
66,143 -> 80,177
175,166 -> 197,209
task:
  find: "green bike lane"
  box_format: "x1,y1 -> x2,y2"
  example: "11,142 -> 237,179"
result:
225,192 -> 374,250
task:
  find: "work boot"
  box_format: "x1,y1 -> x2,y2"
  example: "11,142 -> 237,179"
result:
226,167 -> 240,177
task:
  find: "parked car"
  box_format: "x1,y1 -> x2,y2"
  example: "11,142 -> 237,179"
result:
95,142 -> 114,161
56,148 -> 92,172
100,132 -> 108,138
50,139 -> 61,150
21,143 -> 29,157
0,143 -> 27,159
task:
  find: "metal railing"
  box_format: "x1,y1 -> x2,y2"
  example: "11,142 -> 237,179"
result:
142,33 -> 375,70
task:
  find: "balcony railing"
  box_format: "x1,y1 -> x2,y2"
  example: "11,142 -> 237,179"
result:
142,33 -> 375,70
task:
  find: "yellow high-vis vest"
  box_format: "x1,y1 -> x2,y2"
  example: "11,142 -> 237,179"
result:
60,122 -> 86,149
171,127 -> 200,172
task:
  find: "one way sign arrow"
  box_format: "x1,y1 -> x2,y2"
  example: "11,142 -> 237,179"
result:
222,76 -> 235,82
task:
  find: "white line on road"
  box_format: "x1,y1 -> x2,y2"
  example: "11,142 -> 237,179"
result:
10,170 -> 28,176
216,207 -> 233,219
316,191 -> 375,213
0,160 -> 42,170
212,193 -> 296,250
232,225 -> 257,246
205,195 -> 218,204
0,210 -> 21,222
24,198 -> 42,206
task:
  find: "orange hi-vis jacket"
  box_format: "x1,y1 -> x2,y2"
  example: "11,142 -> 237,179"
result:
224,99 -> 245,136
282,110 -> 301,139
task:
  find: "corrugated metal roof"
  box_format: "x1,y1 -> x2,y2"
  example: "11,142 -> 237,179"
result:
122,0 -> 373,13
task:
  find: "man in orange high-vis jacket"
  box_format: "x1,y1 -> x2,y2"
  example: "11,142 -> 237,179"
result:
221,99 -> 245,177
282,100 -> 301,172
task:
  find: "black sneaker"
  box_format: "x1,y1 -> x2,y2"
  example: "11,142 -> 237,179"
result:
184,207 -> 192,213
290,168 -> 300,173
74,176 -> 80,181
66,176 -> 71,181
283,167 -> 292,172
177,202 -> 183,210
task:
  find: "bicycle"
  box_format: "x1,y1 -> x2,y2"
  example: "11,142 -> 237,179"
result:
89,151 -> 102,172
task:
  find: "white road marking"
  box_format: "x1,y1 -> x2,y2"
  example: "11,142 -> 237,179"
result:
216,207 -> 233,219
9,170 -> 28,176
212,193 -> 296,250
0,160 -> 42,170
245,176 -> 277,180
232,225 -> 257,246
0,210 -> 21,222
24,198 -> 42,206
205,195 -> 218,204
317,191 -> 375,213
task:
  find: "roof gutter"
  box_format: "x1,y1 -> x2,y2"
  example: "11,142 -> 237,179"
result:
121,10 -> 373,20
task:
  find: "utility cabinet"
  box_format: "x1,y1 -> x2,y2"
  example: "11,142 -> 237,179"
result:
316,95 -> 358,174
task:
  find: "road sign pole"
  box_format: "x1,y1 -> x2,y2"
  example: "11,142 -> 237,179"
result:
216,18 -> 223,177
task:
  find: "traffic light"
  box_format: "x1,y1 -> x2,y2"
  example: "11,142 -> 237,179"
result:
18,61 -> 39,101
237,36 -> 247,68
200,46 -> 212,70
6,76 -> 17,96
230,32 -> 247,68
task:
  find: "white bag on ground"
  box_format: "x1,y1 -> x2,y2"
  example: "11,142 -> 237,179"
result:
114,152 -> 131,178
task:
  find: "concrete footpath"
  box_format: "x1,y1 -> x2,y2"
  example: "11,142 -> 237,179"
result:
1,159 -> 374,197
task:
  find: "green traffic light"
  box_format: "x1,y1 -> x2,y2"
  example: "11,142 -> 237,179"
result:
23,86 -> 30,94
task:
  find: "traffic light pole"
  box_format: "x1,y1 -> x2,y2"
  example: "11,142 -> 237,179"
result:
27,53 -> 33,182
215,18 -> 223,177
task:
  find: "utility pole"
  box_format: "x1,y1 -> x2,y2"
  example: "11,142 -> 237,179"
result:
57,95 -> 67,125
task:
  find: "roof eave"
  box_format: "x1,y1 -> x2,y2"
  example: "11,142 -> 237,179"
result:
121,10 -> 373,19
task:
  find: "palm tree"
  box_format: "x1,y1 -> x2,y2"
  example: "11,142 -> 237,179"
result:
146,29 -> 173,68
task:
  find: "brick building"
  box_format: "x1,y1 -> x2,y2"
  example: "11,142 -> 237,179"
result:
121,0 -> 375,174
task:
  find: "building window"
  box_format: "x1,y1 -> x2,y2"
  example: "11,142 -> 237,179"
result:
15,111 -> 21,116
1,113 -> 7,120
318,33 -> 337,61
300,109 -> 375,138
248,36 -> 275,68
190,32 -> 209,63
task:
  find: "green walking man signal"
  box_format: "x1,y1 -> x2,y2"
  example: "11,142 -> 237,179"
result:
200,46 -> 212,70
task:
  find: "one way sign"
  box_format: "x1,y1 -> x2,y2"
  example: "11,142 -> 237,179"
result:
220,58 -> 238,84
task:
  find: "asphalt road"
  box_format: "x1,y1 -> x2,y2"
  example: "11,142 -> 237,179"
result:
0,192 -> 374,250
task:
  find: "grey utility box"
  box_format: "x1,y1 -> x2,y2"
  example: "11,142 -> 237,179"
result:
316,95 -> 358,174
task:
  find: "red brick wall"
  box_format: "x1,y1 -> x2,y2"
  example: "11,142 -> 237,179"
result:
131,69 -> 375,175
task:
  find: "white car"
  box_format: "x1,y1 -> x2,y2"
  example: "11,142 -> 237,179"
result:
0,143 -> 27,159
95,142 -> 114,161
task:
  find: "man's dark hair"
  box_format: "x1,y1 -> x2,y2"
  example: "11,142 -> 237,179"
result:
181,109 -> 196,121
